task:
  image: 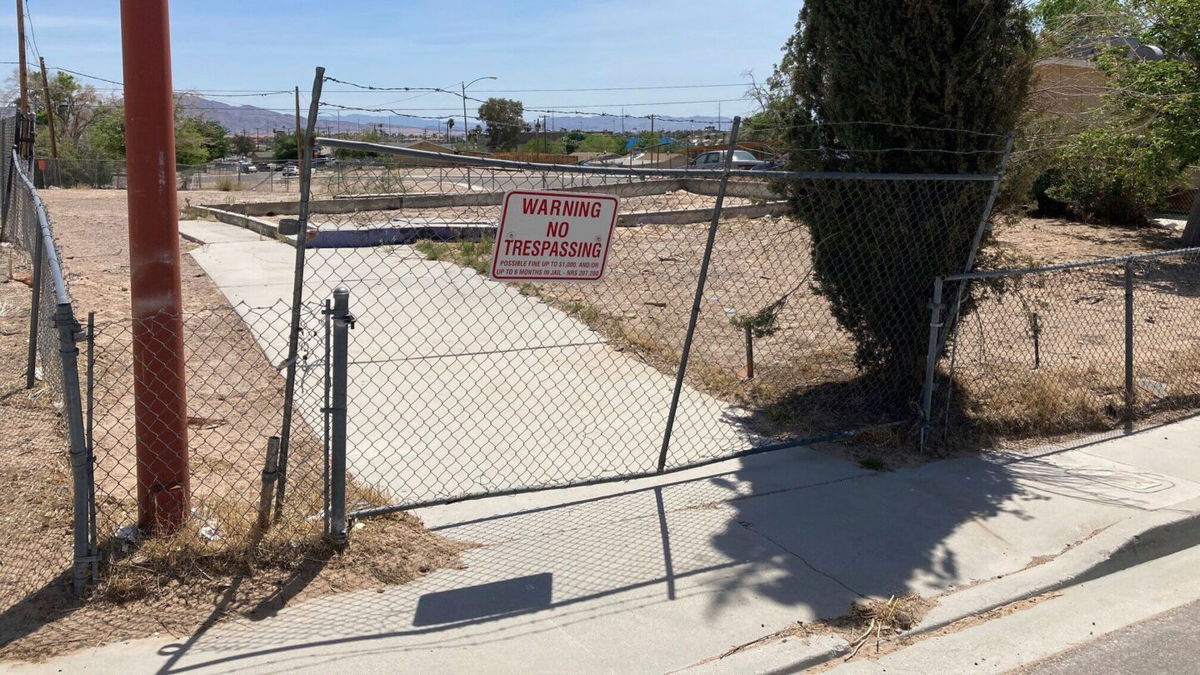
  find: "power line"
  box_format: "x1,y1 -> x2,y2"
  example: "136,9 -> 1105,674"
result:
320,96 -> 754,112
23,0 -> 42,62
474,83 -> 749,93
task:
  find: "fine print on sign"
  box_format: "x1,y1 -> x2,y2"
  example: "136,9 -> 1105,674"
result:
490,190 -> 620,282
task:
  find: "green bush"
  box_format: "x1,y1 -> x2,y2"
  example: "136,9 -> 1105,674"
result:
1047,128 -> 1178,225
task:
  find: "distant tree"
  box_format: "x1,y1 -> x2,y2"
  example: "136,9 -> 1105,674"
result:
231,134 -> 256,156
174,123 -> 208,165
272,130 -> 298,160
783,0 -> 1034,390
575,133 -> 623,154
477,97 -> 525,151
563,130 -> 585,154
332,128 -> 386,158
177,116 -> 230,162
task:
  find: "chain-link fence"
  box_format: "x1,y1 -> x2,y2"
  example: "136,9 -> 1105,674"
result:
283,114 -> 1004,515
923,247 -> 1200,450
0,113 -> 94,612
86,301 -> 330,553
33,158 -> 303,194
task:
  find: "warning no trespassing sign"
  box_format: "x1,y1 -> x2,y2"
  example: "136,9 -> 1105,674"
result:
490,190 -> 619,282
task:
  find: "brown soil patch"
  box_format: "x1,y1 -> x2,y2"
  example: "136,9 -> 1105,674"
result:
0,243 -> 73,620
0,189 -> 467,663
988,216 -> 1179,266
405,209 -> 1200,462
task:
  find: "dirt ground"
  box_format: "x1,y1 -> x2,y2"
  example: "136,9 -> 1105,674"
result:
0,244 -> 74,629
0,188 -> 468,662
410,208 -> 1200,464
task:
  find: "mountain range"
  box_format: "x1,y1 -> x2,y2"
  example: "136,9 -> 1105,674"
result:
179,95 -> 732,137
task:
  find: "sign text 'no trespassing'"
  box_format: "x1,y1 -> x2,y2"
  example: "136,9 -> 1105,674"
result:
490,190 -> 619,282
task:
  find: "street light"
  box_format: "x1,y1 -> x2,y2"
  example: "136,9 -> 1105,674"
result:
462,75 -> 497,148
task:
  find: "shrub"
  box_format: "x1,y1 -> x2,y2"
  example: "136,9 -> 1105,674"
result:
782,0 -> 1034,390
1046,128 -> 1179,225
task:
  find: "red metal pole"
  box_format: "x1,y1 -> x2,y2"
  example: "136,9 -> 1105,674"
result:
120,0 -> 190,534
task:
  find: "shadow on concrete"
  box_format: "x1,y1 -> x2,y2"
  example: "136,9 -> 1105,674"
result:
139,442 -> 1053,673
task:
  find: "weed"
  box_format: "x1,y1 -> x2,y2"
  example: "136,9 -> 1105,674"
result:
413,237 -> 494,276
215,176 -> 243,192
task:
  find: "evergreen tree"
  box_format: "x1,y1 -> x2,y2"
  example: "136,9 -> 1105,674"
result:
782,1 -> 1034,390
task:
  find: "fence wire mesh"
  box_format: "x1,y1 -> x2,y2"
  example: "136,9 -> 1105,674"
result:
34,158 -> 303,194
292,136 -> 1000,511
88,302 -> 328,552
0,114 -> 91,611
930,248 -> 1200,450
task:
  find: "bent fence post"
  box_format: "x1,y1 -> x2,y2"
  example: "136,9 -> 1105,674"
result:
656,116 -> 742,474
275,67 -> 326,521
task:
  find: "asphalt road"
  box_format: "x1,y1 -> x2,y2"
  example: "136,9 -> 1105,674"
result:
1024,598 -> 1200,674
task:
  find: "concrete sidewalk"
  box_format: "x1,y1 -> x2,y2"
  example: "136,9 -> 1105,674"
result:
18,413 -> 1200,674
179,219 -> 757,506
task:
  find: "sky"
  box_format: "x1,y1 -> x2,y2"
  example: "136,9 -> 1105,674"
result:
1,0 -> 801,124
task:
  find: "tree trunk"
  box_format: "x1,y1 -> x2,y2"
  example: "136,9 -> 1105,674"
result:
1181,189 -> 1200,247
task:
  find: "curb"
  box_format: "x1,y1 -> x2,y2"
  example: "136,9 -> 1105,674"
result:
915,495 -> 1200,635
688,496 -> 1200,673
192,206 -> 292,244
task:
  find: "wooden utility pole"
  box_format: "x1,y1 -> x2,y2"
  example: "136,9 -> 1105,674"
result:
38,58 -> 58,158
15,0 -> 28,114
38,57 -> 59,186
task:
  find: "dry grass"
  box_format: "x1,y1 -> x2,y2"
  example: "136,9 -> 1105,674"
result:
215,176 -> 244,192
958,366 -> 1123,441
714,594 -> 933,667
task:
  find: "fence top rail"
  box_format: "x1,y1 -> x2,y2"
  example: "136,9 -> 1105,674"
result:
944,245 -> 1200,282
12,149 -> 70,306
314,138 -> 999,182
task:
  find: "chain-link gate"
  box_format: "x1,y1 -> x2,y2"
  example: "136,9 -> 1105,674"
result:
272,103 -> 1006,518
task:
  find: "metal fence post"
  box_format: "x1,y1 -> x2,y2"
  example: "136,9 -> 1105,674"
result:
55,302 -> 92,597
323,297 -> 332,538
257,436 -> 280,534
1124,259 -> 1135,433
328,287 -> 351,546
86,311 -> 98,580
656,116 -> 741,473
938,132 -> 1015,351
919,276 -> 946,452
275,67 -> 326,521
25,220 -> 44,388
0,147 -> 13,242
